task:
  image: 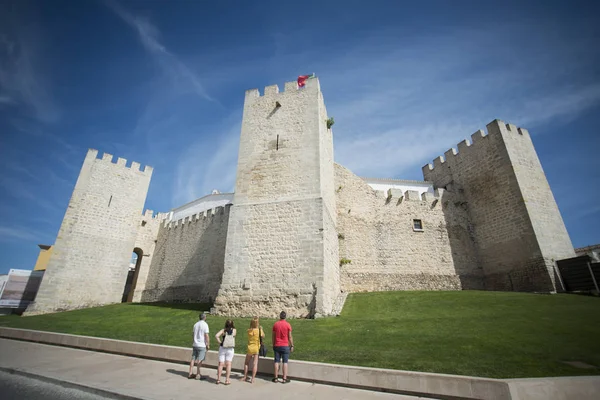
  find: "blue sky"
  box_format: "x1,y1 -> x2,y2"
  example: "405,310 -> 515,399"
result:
0,0 -> 599,275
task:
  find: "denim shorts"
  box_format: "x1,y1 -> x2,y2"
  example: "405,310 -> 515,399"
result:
273,346 -> 290,363
192,347 -> 206,361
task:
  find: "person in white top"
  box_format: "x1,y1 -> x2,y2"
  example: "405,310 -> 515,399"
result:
189,313 -> 210,380
215,319 -> 236,385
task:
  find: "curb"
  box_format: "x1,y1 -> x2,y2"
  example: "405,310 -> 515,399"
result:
0,327 -> 510,400
0,366 -> 145,400
1,327 -> 599,400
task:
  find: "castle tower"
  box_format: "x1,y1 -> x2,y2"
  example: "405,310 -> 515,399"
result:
25,149 -> 153,315
423,120 -> 575,292
214,78 -> 340,317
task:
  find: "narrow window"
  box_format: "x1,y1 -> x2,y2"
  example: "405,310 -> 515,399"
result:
108,195 -> 113,207
413,219 -> 423,231
276,134 -> 279,150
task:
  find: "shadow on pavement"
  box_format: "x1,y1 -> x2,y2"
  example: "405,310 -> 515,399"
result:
166,369 -> 189,378
167,369 -> 222,384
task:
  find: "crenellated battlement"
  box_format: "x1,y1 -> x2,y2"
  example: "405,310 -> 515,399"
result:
386,188 -> 445,204
165,204 -> 231,229
422,119 -> 530,175
86,149 -> 153,174
141,209 -> 168,221
244,78 -> 320,102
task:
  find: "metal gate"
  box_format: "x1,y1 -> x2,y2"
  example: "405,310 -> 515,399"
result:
556,255 -> 600,292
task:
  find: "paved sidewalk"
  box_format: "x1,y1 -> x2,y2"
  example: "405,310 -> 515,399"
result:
0,339 -> 430,400
0,369 -> 118,400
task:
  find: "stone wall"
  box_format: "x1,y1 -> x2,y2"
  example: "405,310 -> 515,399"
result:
334,164 -> 481,293
140,206 -> 230,303
231,80 -> 323,204
423,120 -> 574,292
215,78 -> 340,318
129,210 -> 167,302
216,199 -> 328,318
493,122 -> 575,274
26,150 -> 152,315
317,81 -> 340,316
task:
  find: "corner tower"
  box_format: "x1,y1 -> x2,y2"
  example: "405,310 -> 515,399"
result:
423,120 -> 575,291
214,78 -> 340,317
26,149 -> 153,314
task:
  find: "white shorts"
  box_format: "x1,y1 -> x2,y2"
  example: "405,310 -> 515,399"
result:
218,347 -> 234,363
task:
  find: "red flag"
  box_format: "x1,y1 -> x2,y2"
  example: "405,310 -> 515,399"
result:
297,73 -> 315,88
298,75 -> 309,87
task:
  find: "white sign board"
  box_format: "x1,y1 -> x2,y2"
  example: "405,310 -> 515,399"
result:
0,269 -> 44,308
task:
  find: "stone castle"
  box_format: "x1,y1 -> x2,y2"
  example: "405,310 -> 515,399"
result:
26,78 -> 576,317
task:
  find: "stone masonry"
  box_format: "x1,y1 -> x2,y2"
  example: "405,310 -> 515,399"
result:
26,79 -> 576,316
423,120 -> 575,291
129,209 -> 168,302
140,205 -> 230,303
335,164 -> 482,292
213,78 -> 340,318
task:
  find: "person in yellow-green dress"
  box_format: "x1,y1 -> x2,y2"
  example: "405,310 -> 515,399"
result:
241,317 -> 264,383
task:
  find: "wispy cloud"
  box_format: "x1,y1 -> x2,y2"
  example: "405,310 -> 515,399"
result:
0,174 -> 62,212
102,0 -> 231,210
315,24 -> 600,180
3,162 -> 37,181
517,84 -> 600,127
9,118 -> 79,154
173,120 -> 240,205
104,0 -> 216,103
3,160 -> 73,190
0,6 -> 59,124
152,18 -> 600,206
0,226 -> 39,241
0,94 -> 15,104
572,205 -> 600,221
68,4 -> 600,216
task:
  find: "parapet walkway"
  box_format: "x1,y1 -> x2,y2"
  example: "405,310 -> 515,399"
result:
0,338 -> 426,400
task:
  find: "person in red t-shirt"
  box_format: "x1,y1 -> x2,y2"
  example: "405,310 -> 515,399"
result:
272,310 -> 294,383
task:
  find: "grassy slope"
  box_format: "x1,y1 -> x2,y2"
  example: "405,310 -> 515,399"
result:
1,291 -> 599,379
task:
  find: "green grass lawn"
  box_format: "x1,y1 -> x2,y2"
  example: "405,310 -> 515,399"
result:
1,291 -> 599,379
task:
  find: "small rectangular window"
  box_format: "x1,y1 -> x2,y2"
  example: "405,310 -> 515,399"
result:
413,219 -> 423,231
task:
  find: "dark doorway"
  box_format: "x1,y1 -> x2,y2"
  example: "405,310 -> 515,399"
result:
122,248 -> 143,303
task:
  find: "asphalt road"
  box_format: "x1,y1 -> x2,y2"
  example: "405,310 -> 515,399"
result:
0,369 -> 124,400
